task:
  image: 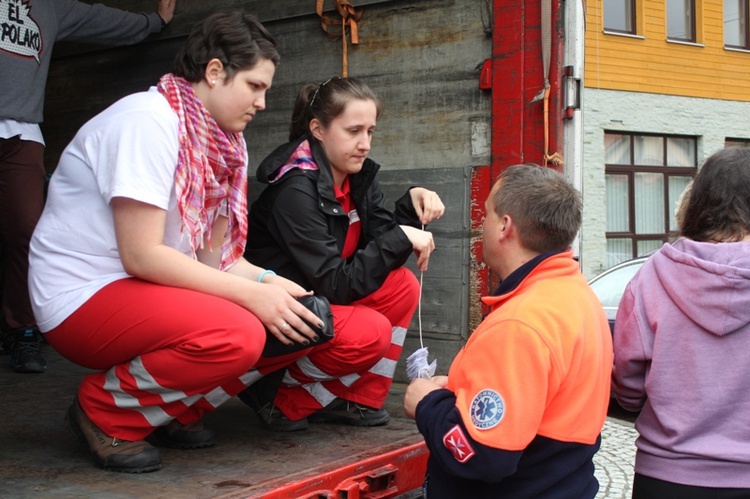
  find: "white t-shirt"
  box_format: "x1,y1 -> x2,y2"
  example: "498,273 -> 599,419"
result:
29,88 -> 187,332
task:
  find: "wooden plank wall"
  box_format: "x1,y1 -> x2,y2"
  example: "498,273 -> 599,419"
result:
585,0 -> 750,101
42,0 -> 492,378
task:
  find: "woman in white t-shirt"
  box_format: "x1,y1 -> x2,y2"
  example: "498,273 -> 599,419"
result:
28,10 -> 322,474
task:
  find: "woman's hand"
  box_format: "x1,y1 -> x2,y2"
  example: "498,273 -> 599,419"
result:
409,187 -> 445,226
242,283 -> 323,346
400,225 -> 435,272
263,272 -> 311,297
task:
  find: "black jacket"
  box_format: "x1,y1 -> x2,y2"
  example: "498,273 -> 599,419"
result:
245,136 -> 421,305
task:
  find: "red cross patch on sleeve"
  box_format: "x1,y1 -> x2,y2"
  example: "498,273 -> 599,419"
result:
442,424 -> 476,464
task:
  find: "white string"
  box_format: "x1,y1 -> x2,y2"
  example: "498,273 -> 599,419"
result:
418,222 -> 424,349
418,269 -> 424,348
405,223 -> 436,381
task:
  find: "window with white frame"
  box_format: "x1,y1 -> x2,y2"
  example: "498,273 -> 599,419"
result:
725,0 -> 749,48
667,0 -> 696,41
604,133 -> 696,267
604,0 -> 636,34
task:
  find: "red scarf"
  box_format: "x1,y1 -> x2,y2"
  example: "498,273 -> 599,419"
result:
157,74 -> 248,270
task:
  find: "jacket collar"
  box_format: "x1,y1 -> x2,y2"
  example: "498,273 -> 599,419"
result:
482,250 -> 575,308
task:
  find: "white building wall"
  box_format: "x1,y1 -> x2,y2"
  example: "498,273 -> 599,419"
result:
580,88 -> 750,279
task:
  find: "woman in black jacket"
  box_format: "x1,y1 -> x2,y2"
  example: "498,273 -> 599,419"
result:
241,77 -> 443,431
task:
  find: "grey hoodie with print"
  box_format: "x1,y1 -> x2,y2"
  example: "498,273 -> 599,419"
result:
1,0 -> 162,124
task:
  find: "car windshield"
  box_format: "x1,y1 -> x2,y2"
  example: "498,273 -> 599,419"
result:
589,261 -> 644,308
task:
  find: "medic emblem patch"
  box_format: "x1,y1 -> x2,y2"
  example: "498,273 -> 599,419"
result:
470,389 -> 504,430
442,424 -> 475,463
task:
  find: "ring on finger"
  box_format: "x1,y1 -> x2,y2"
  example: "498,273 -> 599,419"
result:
280,322 -> 288,330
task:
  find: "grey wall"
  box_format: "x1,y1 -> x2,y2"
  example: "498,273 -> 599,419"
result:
43,0 -> 493,379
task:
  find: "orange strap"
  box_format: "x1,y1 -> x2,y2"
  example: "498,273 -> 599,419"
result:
540,0 -> 563,168
543,84 -> 564,167
316,0 -> 363,77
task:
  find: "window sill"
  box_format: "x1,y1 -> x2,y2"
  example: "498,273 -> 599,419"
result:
665,39 -> 705,47
725,45 -> 750,53
602,30 -> 645,40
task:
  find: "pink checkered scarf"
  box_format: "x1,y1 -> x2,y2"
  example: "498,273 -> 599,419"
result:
269,139 -> 318,183
157,74 -> 248,270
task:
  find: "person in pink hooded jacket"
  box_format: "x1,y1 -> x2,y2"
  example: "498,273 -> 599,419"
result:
613,146 -> 750,497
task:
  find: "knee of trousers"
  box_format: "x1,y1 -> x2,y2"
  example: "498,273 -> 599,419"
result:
390,267 -> 421,304
338,311 -> 393,365
207,324 -> 265,378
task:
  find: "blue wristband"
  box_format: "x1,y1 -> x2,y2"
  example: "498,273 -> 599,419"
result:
258,269 -> 276,283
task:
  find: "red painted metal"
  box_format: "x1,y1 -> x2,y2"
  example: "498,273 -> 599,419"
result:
470,165 -> 496,319
219,440 -> 429,499
479,59 -> 493,90
490,0 -> 564,172
469,0 -> 565,305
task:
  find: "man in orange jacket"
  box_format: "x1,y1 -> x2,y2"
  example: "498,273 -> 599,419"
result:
404,164 -> 613,498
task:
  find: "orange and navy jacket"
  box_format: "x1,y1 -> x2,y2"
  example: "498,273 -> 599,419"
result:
415,251 -> 613,498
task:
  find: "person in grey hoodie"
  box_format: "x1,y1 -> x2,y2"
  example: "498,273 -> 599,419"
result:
613,146 -> 750,498
0,0 -> 175,373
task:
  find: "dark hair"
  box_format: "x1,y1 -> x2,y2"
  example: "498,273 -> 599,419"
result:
288,77 -> 383,141
492,164 -> 582,252
680,146 -> 750,242
172,10 -> 280,83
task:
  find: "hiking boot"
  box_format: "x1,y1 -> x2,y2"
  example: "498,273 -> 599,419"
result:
309,398 -> 390,427
237,387 -> 309,432
66,399 -> 161,473
151,419 -> 216,449
10,327 -> 47,373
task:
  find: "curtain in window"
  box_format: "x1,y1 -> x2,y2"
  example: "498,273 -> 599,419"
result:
604,0 -> 634,32
635,172 -> 664,234
606,174 -> 629,232
724,0 -> 746,47
667,0 -> 694,40
669,177 -> 692,232
605,134 -> 631,164
607,239 -> 632,267
634,136 -> 663,165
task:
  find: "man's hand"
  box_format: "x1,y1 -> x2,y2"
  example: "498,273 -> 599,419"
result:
404,377 -> 444,419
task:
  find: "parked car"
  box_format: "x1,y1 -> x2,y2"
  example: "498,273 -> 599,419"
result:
588,255 -> 649,335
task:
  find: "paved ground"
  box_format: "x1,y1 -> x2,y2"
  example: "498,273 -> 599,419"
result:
594,404 -> 639,498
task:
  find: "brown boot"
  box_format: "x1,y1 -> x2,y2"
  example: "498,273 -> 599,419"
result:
151,419 -> 216,449
65,399 -> 161,473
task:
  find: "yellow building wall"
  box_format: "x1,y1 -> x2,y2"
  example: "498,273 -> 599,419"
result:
585,0 -> 750,101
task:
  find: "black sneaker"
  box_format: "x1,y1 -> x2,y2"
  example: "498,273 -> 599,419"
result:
308,398 -> 390,427
10,327 -> 47,373
0,330 -> 12,355
237,386 -> 309,432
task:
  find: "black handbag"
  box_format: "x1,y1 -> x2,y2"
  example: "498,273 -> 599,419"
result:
261,294 -> 335,357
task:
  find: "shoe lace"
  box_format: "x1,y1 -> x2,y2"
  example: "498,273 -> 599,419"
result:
15,339 -> 41,356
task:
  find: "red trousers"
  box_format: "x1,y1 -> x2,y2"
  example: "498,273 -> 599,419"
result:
45,278 -> 272,441
45,268 -> 419,438
271,268 -> 420,420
